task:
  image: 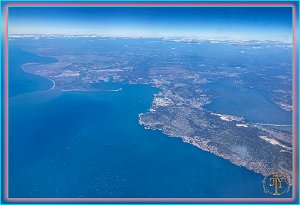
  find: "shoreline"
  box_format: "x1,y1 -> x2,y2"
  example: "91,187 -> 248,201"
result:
21,63 -> 56,91
138,90 -> 293,182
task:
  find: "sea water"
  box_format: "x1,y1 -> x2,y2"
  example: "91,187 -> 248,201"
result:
9,45 -> 288,198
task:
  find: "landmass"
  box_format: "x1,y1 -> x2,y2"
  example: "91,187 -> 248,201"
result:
11,35 -> 293,182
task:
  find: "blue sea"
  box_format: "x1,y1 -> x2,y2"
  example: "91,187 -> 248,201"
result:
9,45 -> 289,198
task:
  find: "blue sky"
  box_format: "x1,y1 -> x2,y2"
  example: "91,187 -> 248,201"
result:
9,6 -> 293,42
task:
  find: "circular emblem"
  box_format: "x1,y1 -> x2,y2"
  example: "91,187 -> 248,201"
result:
263,173 -> 290,196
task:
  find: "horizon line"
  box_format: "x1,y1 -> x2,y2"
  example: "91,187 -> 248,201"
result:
8,33 -> 293,44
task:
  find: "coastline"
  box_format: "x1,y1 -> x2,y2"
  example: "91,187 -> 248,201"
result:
138,86 -> 293,182
21,63 -> 56,91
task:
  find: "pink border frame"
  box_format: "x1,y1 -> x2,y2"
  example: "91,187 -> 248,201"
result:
2,2 -> 298,204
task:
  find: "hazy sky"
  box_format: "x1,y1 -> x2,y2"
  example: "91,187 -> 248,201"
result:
9,6 -> 293,42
